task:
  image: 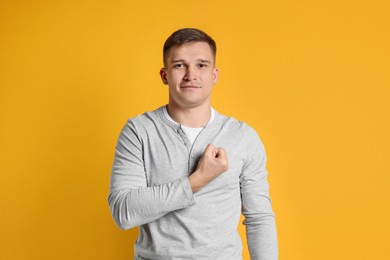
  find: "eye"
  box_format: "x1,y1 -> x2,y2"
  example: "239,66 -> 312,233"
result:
174,63 -> 185,68
198,63 -> 208,68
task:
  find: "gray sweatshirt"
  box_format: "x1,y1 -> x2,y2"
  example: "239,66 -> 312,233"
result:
108,106 -> 278,260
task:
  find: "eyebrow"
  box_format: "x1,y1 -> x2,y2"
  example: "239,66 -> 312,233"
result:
171,59 -> 211,64
197,59 -> 211,64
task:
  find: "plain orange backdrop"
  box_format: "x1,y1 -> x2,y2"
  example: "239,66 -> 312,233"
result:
0,0 -> 389,259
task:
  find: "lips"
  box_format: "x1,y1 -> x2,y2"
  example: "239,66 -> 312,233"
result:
180,85 -> 201,88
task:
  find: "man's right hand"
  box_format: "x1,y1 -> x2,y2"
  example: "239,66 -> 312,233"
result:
188,144 -> 229,193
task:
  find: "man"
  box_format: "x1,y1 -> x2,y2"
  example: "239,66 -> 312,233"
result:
108,28 -> 278,260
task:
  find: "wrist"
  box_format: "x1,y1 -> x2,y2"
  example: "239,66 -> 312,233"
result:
188,170 -> 206,193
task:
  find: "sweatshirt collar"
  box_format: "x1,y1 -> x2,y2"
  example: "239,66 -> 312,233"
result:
157,105 -> 223,130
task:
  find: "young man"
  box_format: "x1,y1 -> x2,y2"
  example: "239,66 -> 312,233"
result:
109,28 -> 278,260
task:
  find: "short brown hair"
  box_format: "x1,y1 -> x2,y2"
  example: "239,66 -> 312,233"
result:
163,28 -> 217,66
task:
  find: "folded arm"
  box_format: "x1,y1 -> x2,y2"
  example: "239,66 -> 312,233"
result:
108,121 -> 195,230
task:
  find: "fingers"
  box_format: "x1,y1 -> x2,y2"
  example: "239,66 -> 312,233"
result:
194,144 -> 229,188
203,144 -> 227,160
203,144 -> 216,158
215,147 -> 224,158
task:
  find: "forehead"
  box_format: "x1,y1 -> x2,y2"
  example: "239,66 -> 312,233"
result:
166,42 -> 214,62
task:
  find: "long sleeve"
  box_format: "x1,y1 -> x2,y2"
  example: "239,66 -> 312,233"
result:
240,128 -> 278,260
108,120 -> 195,230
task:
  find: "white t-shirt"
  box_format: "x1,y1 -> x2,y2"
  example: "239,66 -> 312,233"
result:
162,106 -> 215,144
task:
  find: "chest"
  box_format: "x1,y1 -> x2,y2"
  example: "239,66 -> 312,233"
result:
141,127 -> 246,189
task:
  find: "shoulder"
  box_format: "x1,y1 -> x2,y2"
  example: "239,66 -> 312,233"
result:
215,111 -> 262,141
121,106 -> 165,137
214,112 -> 266,156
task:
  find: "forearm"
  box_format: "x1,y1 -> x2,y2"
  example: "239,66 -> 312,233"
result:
108,176 -> 195,230
243,191 -> 278,260
246,214 -> 278,260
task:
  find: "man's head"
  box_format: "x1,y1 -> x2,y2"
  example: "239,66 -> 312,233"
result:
160,28 -> 219,110
163,28 -> 217,67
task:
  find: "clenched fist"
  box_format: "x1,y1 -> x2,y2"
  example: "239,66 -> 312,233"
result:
188,144 -> 229,192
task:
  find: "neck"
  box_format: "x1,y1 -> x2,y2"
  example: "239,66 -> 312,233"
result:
167,103 -> 211,128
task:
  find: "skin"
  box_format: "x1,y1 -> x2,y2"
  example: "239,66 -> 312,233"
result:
159,42 -> 229,192
189,144 -> 229,193
160,42 -> 218,128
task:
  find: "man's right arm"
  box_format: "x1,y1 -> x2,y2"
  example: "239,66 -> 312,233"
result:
108,121 -> 229,230
108,121 -> 196,230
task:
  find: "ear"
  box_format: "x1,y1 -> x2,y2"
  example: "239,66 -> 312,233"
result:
213,67 -> 219,84
160,68 -> 168,85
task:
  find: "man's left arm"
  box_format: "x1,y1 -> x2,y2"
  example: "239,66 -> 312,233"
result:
240,127 -> 278,260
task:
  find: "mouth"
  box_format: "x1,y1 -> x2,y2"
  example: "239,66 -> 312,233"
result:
180,85 -> 201,89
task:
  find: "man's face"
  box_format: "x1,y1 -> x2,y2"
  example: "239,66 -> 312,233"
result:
160,42 -> 218,109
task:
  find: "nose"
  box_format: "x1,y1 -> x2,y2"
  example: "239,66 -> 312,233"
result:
183,66 -> 197,81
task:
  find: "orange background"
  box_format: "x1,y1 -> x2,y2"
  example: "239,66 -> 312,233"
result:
1,0 -> 389,259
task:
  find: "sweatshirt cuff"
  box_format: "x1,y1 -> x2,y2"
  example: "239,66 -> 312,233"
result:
180,177 -> 196,206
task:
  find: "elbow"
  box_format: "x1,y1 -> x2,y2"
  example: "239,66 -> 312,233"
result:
114,219 -> 133,231
111,207 -> 134,230
108,191 -> 138,230
243,211 -> 276,226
